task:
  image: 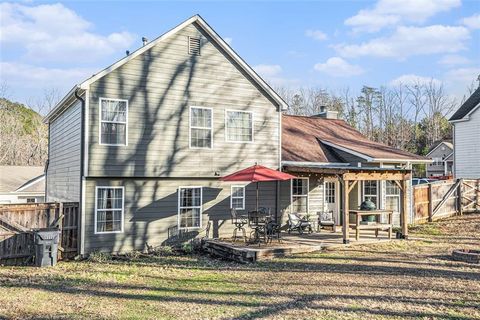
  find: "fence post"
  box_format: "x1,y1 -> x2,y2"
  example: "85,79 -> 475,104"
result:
428,183 -> 434,222
457,179 -> 463,216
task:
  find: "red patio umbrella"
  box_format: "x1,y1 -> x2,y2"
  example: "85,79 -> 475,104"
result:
220,164 -> 296,211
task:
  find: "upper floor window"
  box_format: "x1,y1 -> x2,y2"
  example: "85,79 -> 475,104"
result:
190,107 -> 212,149
225,110 -> 253,142
100,98 -> 128,146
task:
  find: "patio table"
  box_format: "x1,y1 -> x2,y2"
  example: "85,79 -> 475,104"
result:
248,210 -> 271,244
349,210 -> 393,241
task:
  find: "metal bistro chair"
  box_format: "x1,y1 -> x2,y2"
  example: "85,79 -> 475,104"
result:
287,213 -> 313,235
317,210 -> 337,232
230,208 -> 248,242
248,208 -> 271,244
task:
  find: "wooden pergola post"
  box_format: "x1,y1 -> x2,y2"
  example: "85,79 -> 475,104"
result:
342,178 -> 350,244
400,177 -> 408,239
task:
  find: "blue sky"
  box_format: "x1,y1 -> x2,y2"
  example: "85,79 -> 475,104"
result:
1,0 -> 479,106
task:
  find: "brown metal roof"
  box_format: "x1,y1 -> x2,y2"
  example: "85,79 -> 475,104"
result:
282,115 -> 429,163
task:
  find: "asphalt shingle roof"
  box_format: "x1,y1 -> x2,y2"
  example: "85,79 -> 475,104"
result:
450,87 -> 480,121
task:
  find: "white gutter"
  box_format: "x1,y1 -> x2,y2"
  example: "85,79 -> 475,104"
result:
282,161 -> 350,167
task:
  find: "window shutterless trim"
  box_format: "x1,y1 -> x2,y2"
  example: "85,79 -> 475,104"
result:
189,106 -> 213,149
177,186 -> 203,230
290,177 -> 309,213
230,185 -> 246,210
98,97 -> 128,146
94,186 -> 125,234
224,109 -> 254,143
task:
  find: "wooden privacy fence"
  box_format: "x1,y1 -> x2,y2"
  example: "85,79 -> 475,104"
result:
413,179 -> 480,224
0,202 -> 79,265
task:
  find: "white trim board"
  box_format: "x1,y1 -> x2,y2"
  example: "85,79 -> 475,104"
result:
450,101 -> 480,123
320,140 -> 432,164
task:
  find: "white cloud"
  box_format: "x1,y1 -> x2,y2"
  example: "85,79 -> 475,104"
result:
0,2 -> 135,62
389,74 -> 441,86
224,37 -> 233,45
0,62 -> 95,88
444,67 -> 480,85
334,25 -> 470,59
345,0 -> 461,33
461,13 -> 480,30
305,29 -> 328,41
253,64 -> 299,86
313,57 -> 364,77
254,64 -> 283,77
438,54 -> 471,66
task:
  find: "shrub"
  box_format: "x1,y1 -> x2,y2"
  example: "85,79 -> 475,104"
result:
88,251 -> 112,263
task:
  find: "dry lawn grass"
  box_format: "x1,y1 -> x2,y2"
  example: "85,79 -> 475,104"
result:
1,214 -> 479,320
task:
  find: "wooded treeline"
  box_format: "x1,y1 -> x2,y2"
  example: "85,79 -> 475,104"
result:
275,80 -> 471,156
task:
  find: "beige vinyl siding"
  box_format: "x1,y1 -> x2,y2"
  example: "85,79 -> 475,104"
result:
87,22 -> 280,178
454,108 -> 480,179
46,100 -> 82,202
83,178 -> 276,254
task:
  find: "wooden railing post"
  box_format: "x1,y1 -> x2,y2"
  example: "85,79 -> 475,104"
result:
428,183 -> 433,222
457,179 -> 463,216
342,178 -> 350,244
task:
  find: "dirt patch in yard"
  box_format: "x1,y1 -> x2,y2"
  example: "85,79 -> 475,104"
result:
1,214 -> 479,319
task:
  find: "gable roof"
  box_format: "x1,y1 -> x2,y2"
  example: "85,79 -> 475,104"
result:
426,140 -> 453,157
282,115 -> 430,163
0,166 -> 45,194
449,87 -> 480,121
45,15 -> 288,122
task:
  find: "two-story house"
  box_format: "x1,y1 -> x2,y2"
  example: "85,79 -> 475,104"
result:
425,141 -> 453,177
449,86 -> 480,179
45,15 -> 287,255
46,15 -> 430,254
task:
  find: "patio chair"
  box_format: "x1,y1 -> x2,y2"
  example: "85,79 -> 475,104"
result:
230,208 -> 248,242
287,213 -> 312,235
265,220 -> 282,243
317,210 -> 337,233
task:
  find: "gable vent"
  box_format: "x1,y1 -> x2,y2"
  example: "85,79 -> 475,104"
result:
188,37 -> 201,56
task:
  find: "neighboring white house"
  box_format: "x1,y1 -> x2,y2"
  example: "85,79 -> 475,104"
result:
449,86 -> 480,179
425,141 -> 453,177
0,166 -> 45,204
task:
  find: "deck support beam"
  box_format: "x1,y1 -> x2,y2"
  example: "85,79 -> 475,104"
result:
342,179 -> 350,244
400,179 -> 408,239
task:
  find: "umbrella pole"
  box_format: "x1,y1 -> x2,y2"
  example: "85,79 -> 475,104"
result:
256,182 -> 259,211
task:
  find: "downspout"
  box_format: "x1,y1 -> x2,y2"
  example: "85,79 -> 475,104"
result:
74,88 -> 86,256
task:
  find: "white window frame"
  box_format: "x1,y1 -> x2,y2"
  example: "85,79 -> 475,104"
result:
230,185 -> 246,210
94,186 -> 125,234
290,177 -> 309,213
178,186 -> 203,230
225,109 -> 254,143
99,97 -> 128,146
325,181 -> 336,204
362,180 -> 379,207
189,106 -> 213,149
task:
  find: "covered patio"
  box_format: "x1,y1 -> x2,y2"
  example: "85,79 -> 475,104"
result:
282,164 -> 411,244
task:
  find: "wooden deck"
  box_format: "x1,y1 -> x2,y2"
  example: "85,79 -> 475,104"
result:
203,230 -> 396,263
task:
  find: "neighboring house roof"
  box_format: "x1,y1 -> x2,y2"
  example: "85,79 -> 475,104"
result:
426,140 -> 453,157
444,152 -> 454,161
282,115 -> 430,163
0,166 -> 45,193
449,87 -> 480,121
45,14 -> 288,122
